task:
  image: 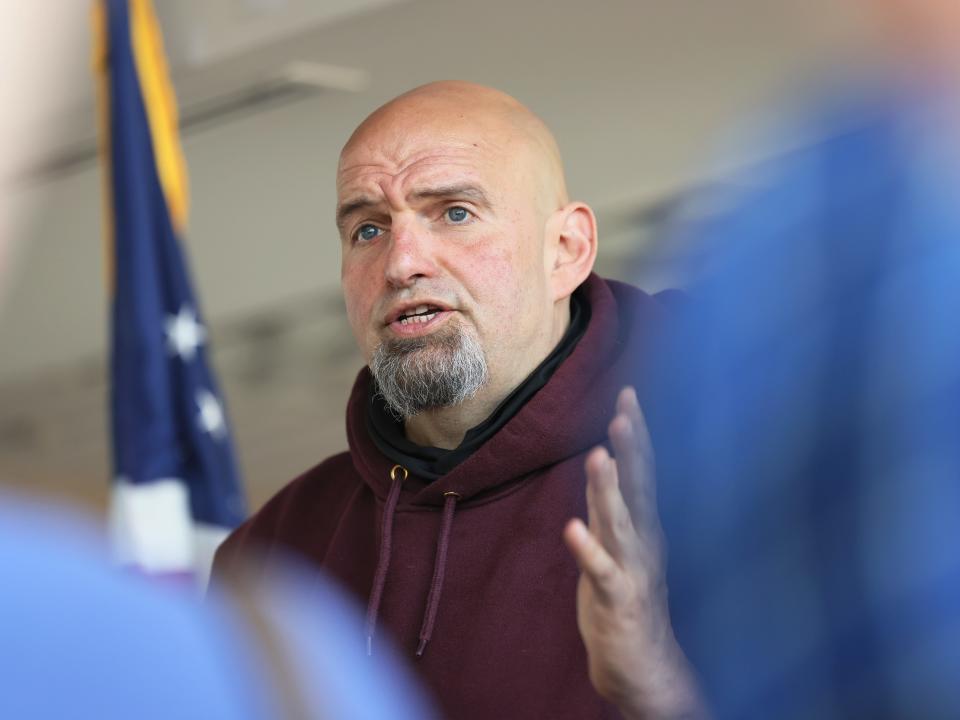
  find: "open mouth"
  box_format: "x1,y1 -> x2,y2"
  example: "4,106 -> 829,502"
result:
396,304 -> 444,326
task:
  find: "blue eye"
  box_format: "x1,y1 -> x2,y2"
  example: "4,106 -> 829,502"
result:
355,224 -> 381,243
446,206 -> 470,223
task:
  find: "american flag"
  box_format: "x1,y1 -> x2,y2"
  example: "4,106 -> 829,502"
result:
94,0 -> 246,587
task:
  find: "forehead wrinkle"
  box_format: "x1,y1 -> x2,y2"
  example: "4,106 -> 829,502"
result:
337,149 -> 491,202
339,142 -> 491,182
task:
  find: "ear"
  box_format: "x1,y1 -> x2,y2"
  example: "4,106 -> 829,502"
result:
546,202 -> 598,302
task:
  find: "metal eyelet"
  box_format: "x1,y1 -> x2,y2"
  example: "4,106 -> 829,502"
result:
390,465 -> 409,482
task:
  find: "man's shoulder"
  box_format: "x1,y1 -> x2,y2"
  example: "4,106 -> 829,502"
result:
611,278 -> 687,306
250,450 -> 359,529
585,276 -> 689,348
212,450 -> 363,575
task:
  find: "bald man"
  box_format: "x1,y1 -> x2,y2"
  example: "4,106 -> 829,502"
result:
213,82 -> 701,720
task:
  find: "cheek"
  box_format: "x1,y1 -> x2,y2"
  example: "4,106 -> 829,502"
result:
459,228 -> 546,319
458,239 -> 522,297
341,261 -> 377,343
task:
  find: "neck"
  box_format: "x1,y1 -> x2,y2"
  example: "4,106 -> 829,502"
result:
403,387 -> 506,449
403,298 -> 572,450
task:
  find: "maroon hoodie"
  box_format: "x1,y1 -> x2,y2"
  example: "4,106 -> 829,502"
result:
212,274 -> 675,719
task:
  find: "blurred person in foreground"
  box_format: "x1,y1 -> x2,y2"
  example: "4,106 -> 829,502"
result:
213,80 -> 705,720
0,7 -> 433,719
652,108 -> 960,719
1,501 -> 435,719
590,1 -> 960,717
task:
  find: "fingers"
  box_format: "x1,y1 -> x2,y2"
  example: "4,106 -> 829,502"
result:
608,414 -> 641,518
611,387 -> 658,531
563,517 -> 624,604
585,445 -> 641,567
566,386 -> 663,599
616,386 -> 653,462
584,446 -> 606,542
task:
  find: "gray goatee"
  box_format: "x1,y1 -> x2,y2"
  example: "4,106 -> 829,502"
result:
370,323 -> 488,420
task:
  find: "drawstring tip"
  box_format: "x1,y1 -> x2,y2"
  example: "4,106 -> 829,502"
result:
367,635 -> 373,656
415,638 -> 427,657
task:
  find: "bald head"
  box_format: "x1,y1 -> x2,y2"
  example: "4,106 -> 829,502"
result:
337,81 -> 597,441
339,81 -> 568,213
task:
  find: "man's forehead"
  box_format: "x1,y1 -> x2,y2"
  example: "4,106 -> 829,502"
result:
338,120 -> 506,179
336,131 -> 512,203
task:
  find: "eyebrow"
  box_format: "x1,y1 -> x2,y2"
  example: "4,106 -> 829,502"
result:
335,183 -> 490,233
335,196 -> 380,233
410,183 -> 490,205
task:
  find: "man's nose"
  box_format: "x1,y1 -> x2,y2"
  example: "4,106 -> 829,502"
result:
383,216 -> 436,289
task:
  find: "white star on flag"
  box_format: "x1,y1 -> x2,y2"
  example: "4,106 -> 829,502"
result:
165,305 -> 207,361
196,389 -> 227,439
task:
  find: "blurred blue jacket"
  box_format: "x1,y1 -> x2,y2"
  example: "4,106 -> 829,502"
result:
649,91 -> 960,719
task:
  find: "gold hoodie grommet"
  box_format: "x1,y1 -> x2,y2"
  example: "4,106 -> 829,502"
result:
390,465 -> 409,482
443,491 -> 461,499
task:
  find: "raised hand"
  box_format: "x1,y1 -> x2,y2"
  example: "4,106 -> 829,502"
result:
563,387 -> 706,720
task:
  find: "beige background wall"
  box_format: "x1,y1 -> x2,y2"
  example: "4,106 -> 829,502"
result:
0,0 -> 867,512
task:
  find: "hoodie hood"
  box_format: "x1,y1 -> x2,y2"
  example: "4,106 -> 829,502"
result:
346,273 -> 672,507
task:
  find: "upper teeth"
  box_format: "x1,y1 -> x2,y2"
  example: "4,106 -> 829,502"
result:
399,305 -> 439,325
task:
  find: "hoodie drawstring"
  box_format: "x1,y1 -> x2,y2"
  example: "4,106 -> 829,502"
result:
365,465 -> 460,659
365,464 -> 406,656
416,491 -> 460,657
